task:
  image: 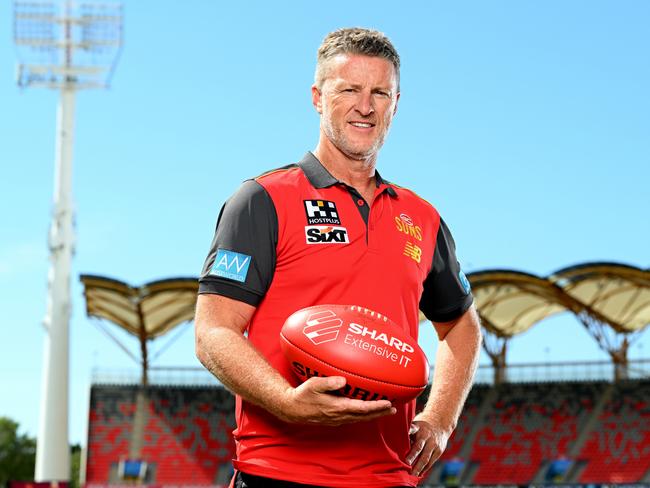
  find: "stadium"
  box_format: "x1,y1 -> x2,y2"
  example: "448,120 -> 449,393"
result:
4,1 -> 649,488
76,264 -> 650,486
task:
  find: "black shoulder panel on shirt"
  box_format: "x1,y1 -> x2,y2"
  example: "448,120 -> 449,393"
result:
419,219 -> 473,323
198,179 -> 278,307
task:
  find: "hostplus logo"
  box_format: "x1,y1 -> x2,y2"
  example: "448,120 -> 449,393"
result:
303,200 -> 341,225
303,310 -> 343,345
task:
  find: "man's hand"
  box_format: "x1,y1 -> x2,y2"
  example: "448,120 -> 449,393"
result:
405,306 -> 481,477
277,376 -> 396,426
406,414 -> 451,478
196,293 -> 396,426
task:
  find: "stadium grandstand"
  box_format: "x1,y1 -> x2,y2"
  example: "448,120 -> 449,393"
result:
79,262 -> 650,487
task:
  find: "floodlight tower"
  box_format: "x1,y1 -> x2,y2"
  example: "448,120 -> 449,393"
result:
13,1 -> 122,481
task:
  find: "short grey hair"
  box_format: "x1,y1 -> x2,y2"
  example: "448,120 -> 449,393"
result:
315,27 -> 400,90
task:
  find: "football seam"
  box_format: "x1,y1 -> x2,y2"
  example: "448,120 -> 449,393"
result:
280,332 -> 426,390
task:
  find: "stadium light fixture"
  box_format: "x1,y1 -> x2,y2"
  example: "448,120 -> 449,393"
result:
13,0 -> 123,482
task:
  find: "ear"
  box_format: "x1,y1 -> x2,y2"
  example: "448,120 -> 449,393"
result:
311,84 -> 323,114
393,92 -> 400,116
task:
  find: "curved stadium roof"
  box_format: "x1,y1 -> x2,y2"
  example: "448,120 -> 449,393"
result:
81,262 -> 649,343
550,262 -> 650,333
468,262 -> 650,338
80,274 -> 198,340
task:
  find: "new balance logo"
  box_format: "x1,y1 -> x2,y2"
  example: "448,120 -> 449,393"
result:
303,310 -> 343,345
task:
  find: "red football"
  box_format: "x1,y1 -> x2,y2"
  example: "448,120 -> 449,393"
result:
280,304 -> 429,402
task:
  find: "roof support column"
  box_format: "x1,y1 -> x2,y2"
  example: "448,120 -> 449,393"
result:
482,328 -> 508,385
576,311 -> 639,381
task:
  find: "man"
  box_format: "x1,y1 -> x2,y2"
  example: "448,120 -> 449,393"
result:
195,28 -> 481,488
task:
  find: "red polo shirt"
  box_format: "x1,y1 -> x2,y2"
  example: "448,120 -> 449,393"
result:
199,152 -> 473,487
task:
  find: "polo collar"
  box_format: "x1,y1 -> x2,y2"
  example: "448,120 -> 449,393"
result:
298,152 -> 398,197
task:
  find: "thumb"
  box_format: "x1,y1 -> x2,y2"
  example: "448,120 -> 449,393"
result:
307,375 -> 346,393
409,423 -> 420,435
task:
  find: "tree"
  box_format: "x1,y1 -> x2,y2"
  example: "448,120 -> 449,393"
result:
70,444 -> 81,488
0,417 -> 36,487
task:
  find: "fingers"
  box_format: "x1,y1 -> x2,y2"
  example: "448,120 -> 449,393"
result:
337,396 -> 394,414
410,440 -> 439,477
290,376 -> 396,425
406,436 -> 425,466
307,375 -> 346,393
317,394 -> 396,424
302,376 -> 394,413
407,423 -> 444,477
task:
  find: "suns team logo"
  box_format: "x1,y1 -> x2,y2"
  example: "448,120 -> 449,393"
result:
394,213 -> 422,241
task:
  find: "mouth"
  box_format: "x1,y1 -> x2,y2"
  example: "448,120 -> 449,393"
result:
348,121 -> 375,129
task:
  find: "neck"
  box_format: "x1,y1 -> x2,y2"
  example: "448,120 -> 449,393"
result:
313,138 -> 378,197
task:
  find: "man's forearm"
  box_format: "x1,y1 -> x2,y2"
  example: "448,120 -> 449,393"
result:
195,294 -> 396,426
421,307 -> 482,433
196,322 -> 294,419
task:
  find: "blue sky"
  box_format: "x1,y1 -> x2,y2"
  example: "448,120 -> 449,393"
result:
1,1 -> 648,446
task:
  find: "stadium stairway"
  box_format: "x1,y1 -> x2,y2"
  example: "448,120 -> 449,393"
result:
574,380 -> 650,483
563,382 -> 615,482
462,381 -> 604,484
129,388 -> 149,457
422,385 -> 492,484
86,385 -> 236,484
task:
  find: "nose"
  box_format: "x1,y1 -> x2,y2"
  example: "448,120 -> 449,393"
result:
355,90 -> 374,117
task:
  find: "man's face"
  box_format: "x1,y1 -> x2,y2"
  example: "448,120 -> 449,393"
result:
312,54 -> 400,161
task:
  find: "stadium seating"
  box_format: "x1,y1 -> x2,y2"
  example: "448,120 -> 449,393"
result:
86,379 -> 650,485
436,384 -> 489,460
465,381 -> 605,484
86,385 -> 235,484
577,379 -> 650,483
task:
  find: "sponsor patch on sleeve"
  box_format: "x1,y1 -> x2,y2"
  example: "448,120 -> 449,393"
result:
459,270 -> 471,294
210,249 -> 252,283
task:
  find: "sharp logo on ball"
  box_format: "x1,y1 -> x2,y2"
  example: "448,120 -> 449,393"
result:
345,322 -> 416,368
303,310 -> 343,344
303,200 -> 341,225
305,225 -> 349,244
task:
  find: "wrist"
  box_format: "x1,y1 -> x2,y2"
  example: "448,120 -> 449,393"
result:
414,410 -> 456,436
269,385 -> 298,423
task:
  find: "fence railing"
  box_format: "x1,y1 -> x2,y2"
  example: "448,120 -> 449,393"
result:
474,358 -> 650,384
91,359 -> 650,386
91,366 -> 221,386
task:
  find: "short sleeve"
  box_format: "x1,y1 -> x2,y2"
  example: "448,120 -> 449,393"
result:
198,179 -> 278,306
419,218 -> 473,322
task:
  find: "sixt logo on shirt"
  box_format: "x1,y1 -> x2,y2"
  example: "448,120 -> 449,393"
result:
305,226 -> 349,244
210,249 -> 251,282
304,200 -> 341,225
